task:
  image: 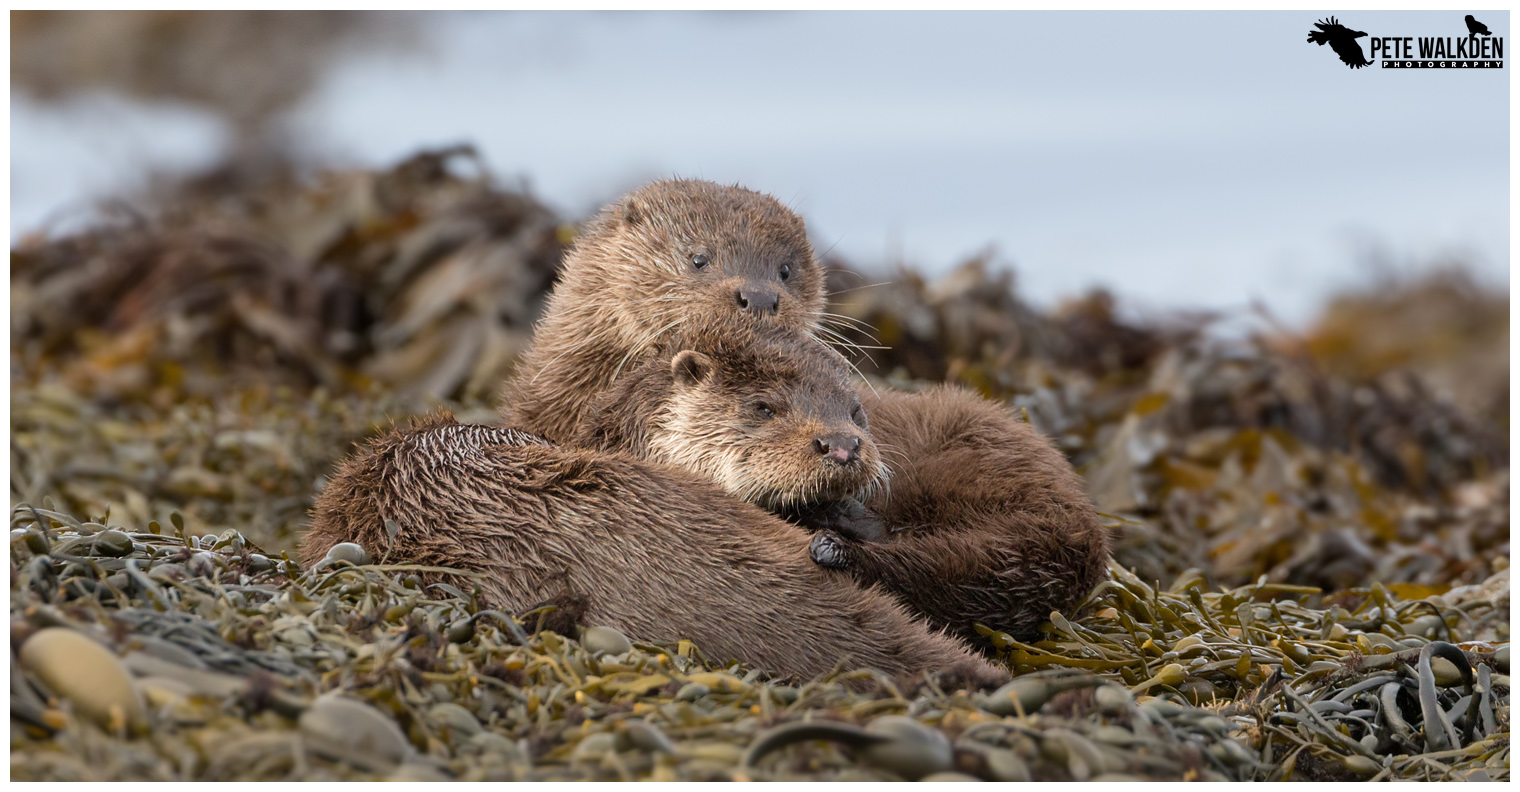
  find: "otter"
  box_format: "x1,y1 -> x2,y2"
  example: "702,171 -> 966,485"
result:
582,329 -> 1108,645
499,178 -> 1109,644
505,179 -> 825,445
808,386 -> 1111,643
303,332 -> 1007,689
577,328 -> 882,515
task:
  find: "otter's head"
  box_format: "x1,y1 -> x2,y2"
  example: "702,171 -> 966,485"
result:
638,333 -> 883,513
563,179 -> 826,354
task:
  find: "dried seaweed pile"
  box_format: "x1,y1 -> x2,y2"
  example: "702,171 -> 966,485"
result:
10,510 -> 1508,781
12,146 -> 566,405
10,150 -> 1510,780
827,262 -> 1509,591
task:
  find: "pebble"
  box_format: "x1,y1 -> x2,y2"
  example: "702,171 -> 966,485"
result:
572,731 -> 618,760
1091,725 -> 1138,746
467,731 -> 526,763
920,772 -> 980,781
980,748 -> 1031,782
1494,645 -> 1509,673
91,530 -> 135,558
322,542 -> 370,567
298,694 -> 412,769
622,719 -> 675,754
244,553 -> 275,574
675,683 -> 710,702
1429,657 -> 1464,687
427,702 -> 482,741
19,628 -> 145,731
581,625 -> 633,656
1094,685 -> 1133,716
861,716 -> 953,781
1178,678 -> 1219,705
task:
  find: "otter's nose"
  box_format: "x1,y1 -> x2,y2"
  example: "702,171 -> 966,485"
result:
736,286 -> 780,316
813,433 -> 861,465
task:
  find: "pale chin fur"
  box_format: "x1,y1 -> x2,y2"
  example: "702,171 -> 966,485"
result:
727,452 -> 889,513
648,392 -> 890,511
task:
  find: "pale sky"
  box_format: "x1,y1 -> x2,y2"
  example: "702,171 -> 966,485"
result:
11,11 -> 1510,324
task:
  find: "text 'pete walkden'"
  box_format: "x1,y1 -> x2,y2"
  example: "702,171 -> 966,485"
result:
1372,35 -> 1504,68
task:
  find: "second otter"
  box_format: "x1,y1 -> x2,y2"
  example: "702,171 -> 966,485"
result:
578,329 -> 884,515
304,329 -> 1005,688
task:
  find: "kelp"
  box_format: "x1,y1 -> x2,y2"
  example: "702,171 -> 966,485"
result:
10,509 -> 1507,781
9,149 -> 1510,780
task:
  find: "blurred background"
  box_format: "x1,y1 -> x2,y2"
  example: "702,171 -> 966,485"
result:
9,10 -> 1510,593
12,10 -> 1509,324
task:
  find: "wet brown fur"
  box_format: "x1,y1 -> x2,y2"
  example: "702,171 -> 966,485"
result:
846,385 -> 1110,643
498,178 -> 1111,649
576,328 -> 884,513
301,413 -> 1007,688
504,179 -> 825,444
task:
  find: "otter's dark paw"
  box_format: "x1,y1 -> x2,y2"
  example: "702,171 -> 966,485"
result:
793,498 -> 888,543
809,531 -> 851,569
829,498 -> 888,543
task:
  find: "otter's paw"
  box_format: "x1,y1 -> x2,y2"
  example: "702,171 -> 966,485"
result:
793,498 -> 888,542
809,531 -> 851,569
830,498 -> 888,543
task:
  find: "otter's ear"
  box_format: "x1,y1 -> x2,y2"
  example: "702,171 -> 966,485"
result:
671,351 -> 714,389
619,194 -> 644,227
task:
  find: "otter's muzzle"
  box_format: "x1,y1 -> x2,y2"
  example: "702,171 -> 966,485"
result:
813,433 -> 861,465
736,285 -> 780,316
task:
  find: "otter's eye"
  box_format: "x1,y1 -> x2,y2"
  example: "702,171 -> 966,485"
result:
851,404 -> 866,427
690,253 -> 709,270
753,402 -> 776,419
779,263 -> 791,282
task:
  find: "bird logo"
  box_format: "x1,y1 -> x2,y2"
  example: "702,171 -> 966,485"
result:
1307,16 -> 1372,69
1464,15 -> 1491,38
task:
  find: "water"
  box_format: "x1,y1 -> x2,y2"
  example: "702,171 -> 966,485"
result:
10,11 -> 1510,324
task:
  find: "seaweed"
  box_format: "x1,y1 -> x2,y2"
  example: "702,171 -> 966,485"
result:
9,150 -> 1509,780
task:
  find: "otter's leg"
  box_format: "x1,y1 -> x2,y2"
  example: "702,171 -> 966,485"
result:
303,414 -> 1008,689
841,385 -> 1112,646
